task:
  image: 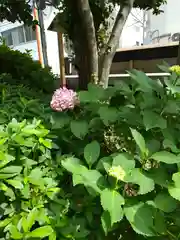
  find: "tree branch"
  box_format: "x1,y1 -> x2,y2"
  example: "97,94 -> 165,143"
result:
99,0 -> 135,87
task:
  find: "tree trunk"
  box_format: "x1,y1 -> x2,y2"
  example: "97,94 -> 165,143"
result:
76,0 -> 99,86
99,0 -> 135,88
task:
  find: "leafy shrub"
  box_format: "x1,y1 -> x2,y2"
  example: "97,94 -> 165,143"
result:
49,69 -> 180,239
2,68 -> 180,239
0,82 -> 51,124
0,45 -> 57,93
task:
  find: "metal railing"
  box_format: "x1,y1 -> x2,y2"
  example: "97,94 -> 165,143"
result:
65,73 -> 170,78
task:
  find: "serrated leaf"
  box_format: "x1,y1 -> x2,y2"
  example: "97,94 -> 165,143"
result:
28,226 -> 53,238
62,158 -> 102,193
143,110 -> 167,130
154,192 -> 177,212
128,169 -> 154,194
101,189 -> 124,225
151,151 -> 180,164
84,141 -> 100,167
130,128 -> 147,155
70,120 -> 88,139
124,202 -> 156,236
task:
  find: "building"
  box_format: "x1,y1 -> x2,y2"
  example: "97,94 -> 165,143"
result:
120,8 -> 145,47
0,6 -> 62,75
144,0 -> 180,45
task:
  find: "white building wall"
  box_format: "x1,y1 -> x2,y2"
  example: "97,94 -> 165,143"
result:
0,6 -> 61,75
120,9 -> 144,48
145,0 -> 180,44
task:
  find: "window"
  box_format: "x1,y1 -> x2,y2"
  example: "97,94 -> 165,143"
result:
1,25 -> 36,46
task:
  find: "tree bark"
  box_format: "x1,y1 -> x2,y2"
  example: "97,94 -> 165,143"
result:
99,0 -> 135,88
77,0 -> 99,85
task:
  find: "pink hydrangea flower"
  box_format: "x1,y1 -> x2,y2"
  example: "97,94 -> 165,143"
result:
50,87 -> 79,112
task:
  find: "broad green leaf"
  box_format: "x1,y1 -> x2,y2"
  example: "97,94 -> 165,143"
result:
130,128 -> 147,155
128,70 -> 153,92
62,158 -> 102,193
112,153 -> 135,180
151,151 -> 180,164
78,91 -> 92,103
50,113 -> 71,129
154,210 -> 166,235
84,141 -> 100,167
154,192 -> 177,212
96,156 -> 112,172
98,106 -> 118,126
6,179 -> 23,189
101,211 -> 111,236
88,83 -> 104,100
128,169 -> 154,194
28,226 -> 53,238
143,110 -> 167,130
168,172 -> 180,201
100,189 -> 124,225
62,157 -> 85,174
74,169 -> 103,193
124,202 -> 156,236
28,168 -> 44,186
70,120 -> 88,139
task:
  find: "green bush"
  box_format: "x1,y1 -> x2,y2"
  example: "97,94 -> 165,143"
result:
2,68 -> 180,239
0,45 -> 57,93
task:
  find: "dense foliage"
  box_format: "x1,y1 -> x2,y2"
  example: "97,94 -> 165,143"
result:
0,45 -> 57,93
1,65 -> 180,239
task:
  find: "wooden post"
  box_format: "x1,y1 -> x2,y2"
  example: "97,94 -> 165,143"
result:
33,7 -> 44,67
57,32 -> 66,87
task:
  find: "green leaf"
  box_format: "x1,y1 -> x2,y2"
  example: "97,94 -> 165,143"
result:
39,138 -> 52,149
62,158 -> 102,193
168,172 -> 180,201
25,208 -> 38,232
124,202 -> 156,236
78,91 -> 92,103
112,153 -> 135,178
28,168 -> 44,186
9,226 -> 23,239
128,169 -> 154,194
151,151 -> 180,164
28,226 -> 53,238
0,166 -> 22,179
70,120 -> 88,139
96,156 -> 112,172
130,128 -> 147,155
101,211 -> 111,236
100,189 -> 124,225
143,110 -> 167,130
6,179 -> 23,189
98,106 -> 118,126
84,141 -> 100,167
154,192 -> 177,212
